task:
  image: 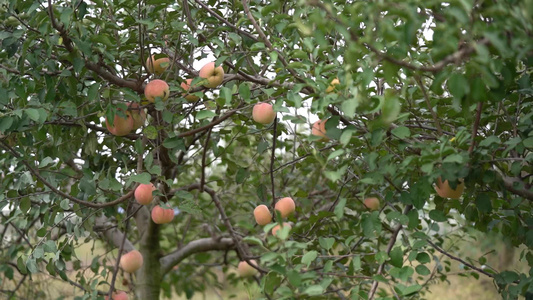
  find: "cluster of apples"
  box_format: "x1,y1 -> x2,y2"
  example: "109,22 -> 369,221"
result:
237,197 -> 296,278
135,183 -> 175,224
254,197 -> 295,236
105,55 -> 225,136
105,102 -> 147,137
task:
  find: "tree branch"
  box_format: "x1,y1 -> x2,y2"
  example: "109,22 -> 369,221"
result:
95,215 -> 135,252
0,140 -> 134,208
426,239 -> 507,281
160,237 -> 234,274
368,205 -> 412,300
308,0 -> 490,73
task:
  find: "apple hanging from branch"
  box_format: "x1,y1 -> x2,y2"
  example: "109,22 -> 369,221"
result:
199,62 -> 224,88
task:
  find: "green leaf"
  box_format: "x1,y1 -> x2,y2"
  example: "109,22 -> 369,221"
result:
496,271 -> 519,284
319,237 -> 335,250
25,108 -> 40,122
196,110 -> 217,120
20,197 -> 31,213
301,250 -> 318,267
33,246 -> 44,259
334,197 -> 346,220
415,265 -> 430,276
341,96 -> 358,118
143,125 -> 158,139
523,137 -> 533,148
381,90 -> 401,123
26,258 -> 38,274
130,173 -> 151,184
242,236 -> 264,247
0,116 -> 14,132
60,199 -> 70,210
391,126 -> 411,139
178,199 -> 202,216
402,284 -> 422,296
429,210 -> 447,222
239,83 -> 251,100
447,73 -> 470,99
163,137 -> 185,149
416,252 -> 431,264
304,285 -> 324,296
235,168 -> 250,184
389,247 -> 403,268
475,193 -> 492,213
361,213 -> 382,237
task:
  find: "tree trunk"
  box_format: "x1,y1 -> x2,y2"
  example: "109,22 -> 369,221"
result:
135,220 -> 162,299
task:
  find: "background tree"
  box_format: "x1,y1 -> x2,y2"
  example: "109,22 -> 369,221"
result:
0,0 -> 532,299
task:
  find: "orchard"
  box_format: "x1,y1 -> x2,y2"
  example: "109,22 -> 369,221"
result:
0,0 -> 532,300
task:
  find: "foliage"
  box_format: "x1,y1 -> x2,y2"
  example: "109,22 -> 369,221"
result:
0,0 -> 532,299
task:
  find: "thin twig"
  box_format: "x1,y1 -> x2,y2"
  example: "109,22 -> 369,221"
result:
0,140 -> 134,208
368,205 -> 412,299
469,102 -> 483,154
200,127 -> 213,193
425,239 -> 511,282
270,117 -> 278,208
415,76 -> 442,136
107,201 -> 133,299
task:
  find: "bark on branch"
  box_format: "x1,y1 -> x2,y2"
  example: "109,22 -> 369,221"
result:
160,237 -> 234,274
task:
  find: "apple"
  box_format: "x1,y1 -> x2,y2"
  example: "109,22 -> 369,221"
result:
180,78 -> 200,102
435,177 -> 465,199
105,291 -> 129,300
311,119 -> 329,141
144,79 -> 169,102
151,205 -> 174,224
326,78 -> 340,93
271,222 -> 291,236
252,102 -> 276,124
253,204 -> 272,225
134,183 -> 156,205
120,250 -> 143,273
199,62 -> 224,88
106,111 -> 134,137
127,102 -> 146,130
145,55 -> 170,75
237,260 -> 258,277
363,197 -> 380,211
274,197 -> 295,218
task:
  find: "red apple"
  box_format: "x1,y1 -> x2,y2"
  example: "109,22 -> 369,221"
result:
237,260 -> 258,277
151,205 -> 174,224
435,177 -> 465,199
119,250 -> 143,273
274,197 -> 295,218
253,204 -> 272,225
252,102 -> 276,124
199,62 -> 224,88
105,291 -> 129,300
311,119 -> 329,141
145,55 -> 170,75
106,111 -> 134,137
134,183 -> 156,205
363,197 -> 380,211
271,222 -> 291,236
180,78 -> 200,102
144,79 -> 169,102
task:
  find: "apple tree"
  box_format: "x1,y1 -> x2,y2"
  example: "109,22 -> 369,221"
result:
0,0 -> 532,299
